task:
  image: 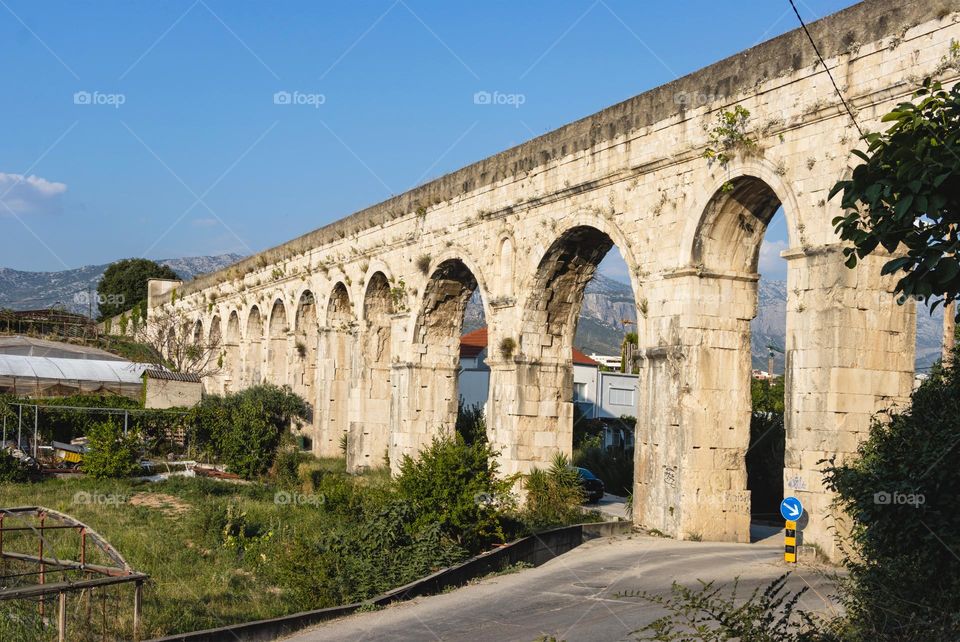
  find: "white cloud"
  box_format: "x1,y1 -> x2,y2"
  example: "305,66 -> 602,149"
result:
759,238 -> 788,279
0,172 -> 68,216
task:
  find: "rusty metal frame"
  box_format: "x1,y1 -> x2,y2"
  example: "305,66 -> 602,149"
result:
0,506 -> 148,641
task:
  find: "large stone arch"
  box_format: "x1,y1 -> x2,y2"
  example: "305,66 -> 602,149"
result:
315,282 -> 357,457
391,258 -> 485,465
490,222 -> 635,477
244,305 -> 264,386
348,271 -> 394,471
267,298 -> 289,385
207,314 -> 223,393
224,311 -> 242,392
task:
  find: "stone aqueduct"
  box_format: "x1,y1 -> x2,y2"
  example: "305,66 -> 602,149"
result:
146,0 -> 960,557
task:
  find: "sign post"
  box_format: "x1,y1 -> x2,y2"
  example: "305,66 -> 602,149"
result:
780,496 -> 804,563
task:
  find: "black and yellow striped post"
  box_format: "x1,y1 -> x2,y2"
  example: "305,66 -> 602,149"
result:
784,520 -> 797,563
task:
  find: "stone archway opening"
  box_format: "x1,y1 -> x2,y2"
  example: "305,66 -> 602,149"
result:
267,298 -> 288,385
316,283 -> 356,457
245,306 -> 264,386
224,311 -> 241,392
504,224 -> 639,490
293,291 -> 318,446
349,272 -> 394,471
396,258 -> 486,464
693,175 -> 788,538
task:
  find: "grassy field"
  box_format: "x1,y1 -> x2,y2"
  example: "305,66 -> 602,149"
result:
0,459 -> 368,639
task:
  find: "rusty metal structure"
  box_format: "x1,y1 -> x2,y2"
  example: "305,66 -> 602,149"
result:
0,506 -> 148,641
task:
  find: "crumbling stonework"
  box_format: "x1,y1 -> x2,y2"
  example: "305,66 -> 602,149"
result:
146,0 -> 960,560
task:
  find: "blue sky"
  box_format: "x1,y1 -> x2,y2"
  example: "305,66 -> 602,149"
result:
1,0 -> 856,279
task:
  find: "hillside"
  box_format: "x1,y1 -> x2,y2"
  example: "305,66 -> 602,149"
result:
465,273 -> 942,372
0,254 -> 245,317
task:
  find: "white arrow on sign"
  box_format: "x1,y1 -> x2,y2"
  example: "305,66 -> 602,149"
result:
784,502 -> 801,519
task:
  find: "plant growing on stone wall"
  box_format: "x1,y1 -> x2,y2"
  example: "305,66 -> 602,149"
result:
499,337 -> 516,359
416,255 -> 431,275
389,278 -> 408,313
295,340 -> 307,358
702,105 -> 758,169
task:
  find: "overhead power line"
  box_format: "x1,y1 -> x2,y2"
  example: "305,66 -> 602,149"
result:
787,0 -> 865,139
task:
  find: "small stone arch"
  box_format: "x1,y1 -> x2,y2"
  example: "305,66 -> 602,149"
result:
349,271 -> 394,471
224,311 -> 242,392
292,291 -> 319,429
267,298 -> 289,384
245,305 -> 264,386
315,282 -> 357,457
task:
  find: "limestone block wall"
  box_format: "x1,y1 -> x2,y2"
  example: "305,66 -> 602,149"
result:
145,0 -> 960,559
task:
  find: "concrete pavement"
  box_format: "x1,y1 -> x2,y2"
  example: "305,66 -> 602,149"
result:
281,534 -> 840,642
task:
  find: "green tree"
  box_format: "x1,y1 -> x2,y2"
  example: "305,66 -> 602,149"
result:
188,384 -> 309,479
96,258 -> 179,320
395,433 -> 514,552
83,421 -> 141,479
830,79 -> 960,313
822,353 -> 960,640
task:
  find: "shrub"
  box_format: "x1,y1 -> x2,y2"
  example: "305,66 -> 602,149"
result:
188,384 -> 309,479
396,433 -> 515,552
83,421 -> 141,479
455,400 -> 486,446
0,449 -> 30,483
822,353 -> 960,640
631,573 -> 845,641
523,452 -> 585,530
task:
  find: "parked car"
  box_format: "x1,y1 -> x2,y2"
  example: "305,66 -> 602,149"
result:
575,467 -> 605,503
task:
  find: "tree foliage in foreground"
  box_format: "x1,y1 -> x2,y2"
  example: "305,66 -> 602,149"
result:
821,350 -> 960,641
831,80 -> 960,313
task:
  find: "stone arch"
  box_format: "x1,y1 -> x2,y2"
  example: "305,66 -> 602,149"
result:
267,298 -> 289,385
315,282 -> 357,456
224,311 -> 241,392
680,159 -> 803,267
518,225 -> 615,362
208,314 -> 222,346
192,319 -> 203,344
348,271 -> 394,471
292,290 -> 319,441
392,258 -> 486,464
245,305 -> 264,386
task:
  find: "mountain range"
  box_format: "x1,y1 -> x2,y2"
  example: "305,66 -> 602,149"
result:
0,254 -> 244,317
466,273 -> 942,372
0,256 -> 942,371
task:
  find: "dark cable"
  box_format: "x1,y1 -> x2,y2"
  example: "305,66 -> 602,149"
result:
788,0 -> 865,139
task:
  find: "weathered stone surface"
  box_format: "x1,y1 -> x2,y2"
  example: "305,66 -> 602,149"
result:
146,0 -> 959,561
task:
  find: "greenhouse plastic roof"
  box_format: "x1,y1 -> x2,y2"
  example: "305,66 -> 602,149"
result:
0,336 -> 125,361
0,354 -> 146,384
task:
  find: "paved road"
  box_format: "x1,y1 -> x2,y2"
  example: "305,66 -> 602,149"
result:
282,534 -> 839,642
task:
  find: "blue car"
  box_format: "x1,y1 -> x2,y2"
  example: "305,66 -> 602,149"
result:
575,467 -> 605,504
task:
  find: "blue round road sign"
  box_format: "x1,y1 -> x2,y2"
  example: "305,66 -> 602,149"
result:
780,497 -> 803,521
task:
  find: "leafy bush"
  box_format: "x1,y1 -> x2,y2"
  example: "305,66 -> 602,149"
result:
188,384 -> 309,479
396,433 -> 515,552
822,353 -> 960,640
0,449 -> 30,483
631,573 -> 845,641
269,498 -> 466,610
523,452 -> 585,530
455,400 -> 487,445
83,421 -> 142,479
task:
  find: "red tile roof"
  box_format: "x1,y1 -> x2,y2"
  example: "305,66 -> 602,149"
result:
460,327 -> 599,366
